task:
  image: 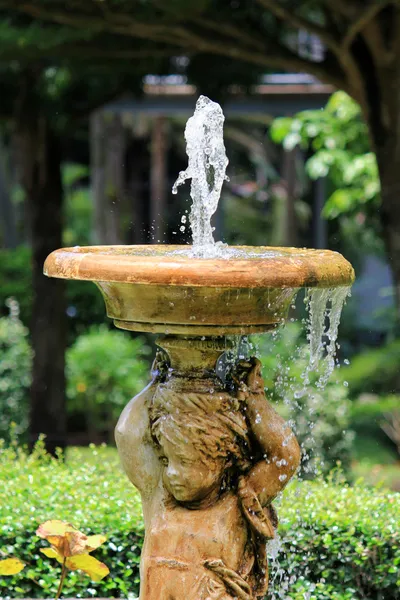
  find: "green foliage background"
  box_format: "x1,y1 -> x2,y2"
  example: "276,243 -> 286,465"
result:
0,314 -> 152,443
270,92 -> 379,220
270,91 -> 385,263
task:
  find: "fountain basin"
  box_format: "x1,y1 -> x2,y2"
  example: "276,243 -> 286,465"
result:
44,244 -> 354,335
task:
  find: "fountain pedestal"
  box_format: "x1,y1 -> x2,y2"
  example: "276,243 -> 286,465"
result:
44,244 -> 354,599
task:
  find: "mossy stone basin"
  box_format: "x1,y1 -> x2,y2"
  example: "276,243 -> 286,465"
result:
44,245 -> 355,335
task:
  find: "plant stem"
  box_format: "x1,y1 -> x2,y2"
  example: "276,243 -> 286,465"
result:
55,557 -> 67,600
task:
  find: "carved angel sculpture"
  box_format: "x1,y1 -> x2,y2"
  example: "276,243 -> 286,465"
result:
115,352 -> 300,600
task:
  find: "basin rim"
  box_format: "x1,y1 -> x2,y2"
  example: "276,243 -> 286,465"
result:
44,244 -> 355,289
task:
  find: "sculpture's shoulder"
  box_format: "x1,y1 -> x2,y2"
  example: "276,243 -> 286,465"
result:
115,381 -> 162,499
116,381 -> 155,440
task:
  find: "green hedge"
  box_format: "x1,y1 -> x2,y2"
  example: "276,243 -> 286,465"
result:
0,444 -> 399,599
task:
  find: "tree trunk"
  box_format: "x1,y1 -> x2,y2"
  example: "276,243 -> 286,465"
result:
376,146 -> 400,317
312,177 -> 327,250
370,74 -> 400,317
362,53 -> 400,319
14,115 -> 67,453
105,112 -> 125,244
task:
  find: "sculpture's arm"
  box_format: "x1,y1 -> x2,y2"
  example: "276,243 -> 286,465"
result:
115,379 -> 162,500
237,359 -> 301,507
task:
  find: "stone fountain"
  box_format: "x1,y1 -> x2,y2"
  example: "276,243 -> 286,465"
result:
44,97 -> 354,600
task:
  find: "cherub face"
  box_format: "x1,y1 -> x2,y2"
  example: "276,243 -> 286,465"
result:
158,435 -> 226,503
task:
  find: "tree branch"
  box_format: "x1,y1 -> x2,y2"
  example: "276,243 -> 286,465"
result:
253,0 -> 366,103
324,0 -> 357,19
0,45 -> 174,62
188,16 -> 266,52
10,2 -> 196,47
5,1 -> 349,91
363,19 -> 393,65
342,0 -> 393,48
255,0 -> 341,53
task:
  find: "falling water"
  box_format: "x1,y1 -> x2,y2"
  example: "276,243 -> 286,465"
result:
305,288 -> 332,375
304,286 -> 351,389
262,286 -> 351,599
172,95 -> 229,256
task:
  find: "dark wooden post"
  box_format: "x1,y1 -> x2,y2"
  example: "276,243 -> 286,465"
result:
0,136 -> 18,248
90,111 -> 126,244
312,177 -> 327,249
281,148 -> 298,247
150,116 -> 167,242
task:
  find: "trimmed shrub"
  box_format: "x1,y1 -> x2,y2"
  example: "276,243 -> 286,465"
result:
0,444 -> 398,599
274,472 -> 400,600
66,326 -> 151,440
0,443 -> 143,598
0,306 -> 32,442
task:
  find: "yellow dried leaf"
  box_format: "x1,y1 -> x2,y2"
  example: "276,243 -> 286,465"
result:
40,547 -> 63,563
0,558 -> 25,576
47,530 -> 88,557
66,554 -> 109,581
85,534 -> 107,551
36,520 -> 73,538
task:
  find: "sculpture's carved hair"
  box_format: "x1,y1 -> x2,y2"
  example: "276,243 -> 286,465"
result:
149,387 -> 251,473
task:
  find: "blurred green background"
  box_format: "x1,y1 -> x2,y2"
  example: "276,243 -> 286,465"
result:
2,3 -> 400,598
1,91 -> 399,490
1,1 -> 400,491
